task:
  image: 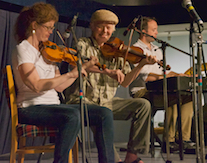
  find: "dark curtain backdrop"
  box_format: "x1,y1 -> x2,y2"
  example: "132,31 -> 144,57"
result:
0,8 -> 92,155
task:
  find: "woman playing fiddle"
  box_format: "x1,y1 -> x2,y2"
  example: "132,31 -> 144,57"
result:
12,2 -> 114,163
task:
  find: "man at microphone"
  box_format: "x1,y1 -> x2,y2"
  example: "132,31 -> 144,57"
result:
65,9 -> 157,163
129,16 -> 195,152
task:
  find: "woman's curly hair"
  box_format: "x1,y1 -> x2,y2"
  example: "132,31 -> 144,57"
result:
14,2 -> 59,43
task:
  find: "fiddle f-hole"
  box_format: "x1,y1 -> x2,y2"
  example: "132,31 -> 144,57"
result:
46,45 -> 57,50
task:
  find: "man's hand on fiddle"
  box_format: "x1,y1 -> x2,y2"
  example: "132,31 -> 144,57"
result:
139,54 -> 157,66
145,54 -> 157,65
83,56 -> 99,69
103,68 -> 125,84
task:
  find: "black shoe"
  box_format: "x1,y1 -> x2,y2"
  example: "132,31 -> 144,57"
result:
183,140 -> 196,154
118,157 -> 142,163
183,140 -> 196,149
175,140 -> 196,154
162,142 -> 179,153
119,147 -> 127,152
175,140 -> 196,150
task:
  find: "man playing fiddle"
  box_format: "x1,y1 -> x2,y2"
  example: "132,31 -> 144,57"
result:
65,9 -> 157,163
129,16 -> 195,152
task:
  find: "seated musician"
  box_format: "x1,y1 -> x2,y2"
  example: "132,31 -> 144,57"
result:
129,16 -> 196,152
64,9 -> 157,163
12,2 -> 115,163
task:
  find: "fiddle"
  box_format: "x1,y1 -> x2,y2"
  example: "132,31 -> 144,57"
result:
41,41 -> 106,70
101,37 -> 171,70
41,41 -> 78,66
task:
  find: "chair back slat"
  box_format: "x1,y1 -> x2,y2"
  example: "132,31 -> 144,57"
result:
5,65 -> 19,127
3,65 -> 19,162
3,68 -> 11,108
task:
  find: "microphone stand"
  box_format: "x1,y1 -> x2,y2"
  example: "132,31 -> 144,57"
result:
195,23 -> 205,163
70,25 -> 86,163
160,41 -> 172,163
135,27 -> 197,162
188,20 -> 206,163
134,28 -> 171,162
189,21 -> 200,163
56,15 -> 87,163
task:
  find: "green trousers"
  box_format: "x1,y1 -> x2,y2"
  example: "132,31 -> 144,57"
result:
103,97 -> 151,161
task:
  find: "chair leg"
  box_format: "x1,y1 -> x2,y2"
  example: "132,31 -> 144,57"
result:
68,138 -> 79,163
10,138 -> 18,163
151,118 -> 155,158
68,150 -> 73,163
10,129 -> 19,163
72,137 -> 79,163
18,137 -> 26,163
37,137 -> 48,163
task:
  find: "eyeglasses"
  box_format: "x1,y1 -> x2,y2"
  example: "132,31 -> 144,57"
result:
40,24 -> 55,31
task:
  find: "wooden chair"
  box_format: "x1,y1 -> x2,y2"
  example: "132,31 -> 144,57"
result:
3,65 -> 79,163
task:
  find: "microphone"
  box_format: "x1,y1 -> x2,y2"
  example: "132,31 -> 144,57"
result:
182,0 -> 203,27
123,17 -> 139,36
192,32 -> 207,44
202,40 -> 207,44
63,13 -> 79,38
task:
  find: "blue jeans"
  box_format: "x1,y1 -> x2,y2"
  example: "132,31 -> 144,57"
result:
84,104 -> 114,163
18,104 -> 114,163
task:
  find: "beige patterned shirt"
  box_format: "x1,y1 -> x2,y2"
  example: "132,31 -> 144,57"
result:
65,37 -> 131,107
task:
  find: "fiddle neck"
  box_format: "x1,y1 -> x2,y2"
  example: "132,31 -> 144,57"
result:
127,47 -> 146,58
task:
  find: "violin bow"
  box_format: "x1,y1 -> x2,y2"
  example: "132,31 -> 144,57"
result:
56,29 -> 79,64
122,28 -> 134,72
56,29 -> 66,45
